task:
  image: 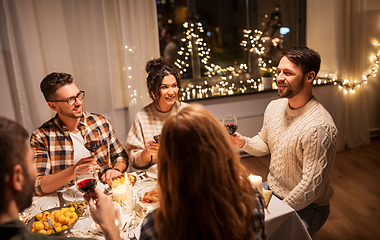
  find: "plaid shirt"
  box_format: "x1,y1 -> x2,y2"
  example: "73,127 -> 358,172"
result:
140,188 -> 266,240
31,112 -> 128,196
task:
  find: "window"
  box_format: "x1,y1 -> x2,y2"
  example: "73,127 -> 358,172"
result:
156,0 -> 306,100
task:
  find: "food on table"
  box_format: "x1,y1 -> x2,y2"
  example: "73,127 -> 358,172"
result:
66,201 -> 86,217
107,174 -> 136,187
66,200 -> 85,209
30,207 -> 78,235
141,189 -> 159,203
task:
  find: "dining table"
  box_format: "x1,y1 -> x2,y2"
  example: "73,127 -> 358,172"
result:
22,166 -> 311,240
23,169 -> 156,240
265,195 -> 312,240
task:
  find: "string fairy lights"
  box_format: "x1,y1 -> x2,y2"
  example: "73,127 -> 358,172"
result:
175,21 -> 379,100
312,42 -> 380,94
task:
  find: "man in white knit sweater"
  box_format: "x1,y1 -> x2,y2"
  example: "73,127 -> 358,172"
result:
231,46 -> 338,236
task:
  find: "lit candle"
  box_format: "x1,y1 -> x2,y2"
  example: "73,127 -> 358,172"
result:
113,185 -> 127,204
125,175 -> 133,206
248,174 -> 263,195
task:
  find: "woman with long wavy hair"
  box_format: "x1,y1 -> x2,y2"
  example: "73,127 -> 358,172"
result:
140,104 -> 266,240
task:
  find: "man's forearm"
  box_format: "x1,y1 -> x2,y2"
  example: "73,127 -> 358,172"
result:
40,166 -> 75,194
242,135 -> 270,157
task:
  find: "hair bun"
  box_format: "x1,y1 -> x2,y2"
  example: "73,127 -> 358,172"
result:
146,57 -> 168,74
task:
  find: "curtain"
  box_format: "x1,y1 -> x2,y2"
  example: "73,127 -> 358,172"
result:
333,0 -> 373,149
308,0 -> 379,150
1,0 -> 158,135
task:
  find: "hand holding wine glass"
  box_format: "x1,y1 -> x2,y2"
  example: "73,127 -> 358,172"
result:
223,114 -> 238,135
74,163 -> 98,194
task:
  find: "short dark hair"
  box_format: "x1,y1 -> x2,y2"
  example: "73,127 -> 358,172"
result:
145,57 -> 182,103
0,118 -> 29,200
40,72 -> 73,102
280,46 -> 321,77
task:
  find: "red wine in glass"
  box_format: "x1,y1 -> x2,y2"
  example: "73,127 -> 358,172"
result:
225,124 -> 238,135
84,129 -> 102,153
84,141 -> 102,153
76,177 -> 97,194
74,164 -> 98,194
223,115 -> 238,135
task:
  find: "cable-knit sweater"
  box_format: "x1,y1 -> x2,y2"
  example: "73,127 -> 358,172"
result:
126,101 -> 189,169
242,97 -> 338,211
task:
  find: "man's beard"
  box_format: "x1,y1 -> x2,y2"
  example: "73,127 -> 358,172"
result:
59,105 -> 83,119
15,171 -> 34,212
277,79 -> 305,98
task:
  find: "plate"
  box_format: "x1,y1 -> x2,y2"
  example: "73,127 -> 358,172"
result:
146,164 -> 158,178
62,183 -> 107,202
26,206 -> 78,235
62,186 -> 84,202
136,186 -> 159,210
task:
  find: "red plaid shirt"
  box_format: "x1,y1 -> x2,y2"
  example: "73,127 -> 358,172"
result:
31,112 -> 128,196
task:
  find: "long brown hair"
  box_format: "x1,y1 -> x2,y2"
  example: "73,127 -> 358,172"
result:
156,104 -> 256,240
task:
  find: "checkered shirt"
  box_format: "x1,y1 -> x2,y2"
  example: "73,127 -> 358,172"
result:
31,112 -> 128,196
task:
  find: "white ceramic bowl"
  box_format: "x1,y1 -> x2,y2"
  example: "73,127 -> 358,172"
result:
136,186 -> 159,210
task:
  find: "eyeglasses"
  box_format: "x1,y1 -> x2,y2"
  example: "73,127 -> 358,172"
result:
51,91 -> 85,106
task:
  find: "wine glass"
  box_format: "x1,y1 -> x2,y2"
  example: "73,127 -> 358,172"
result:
153,134 -> 160,143
223,114 -> 238,135
74,164 -> 98,194
84,129 -> 102,154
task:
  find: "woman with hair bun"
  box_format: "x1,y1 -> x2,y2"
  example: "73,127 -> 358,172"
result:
140,104 -> 266,240
125,58 -> 189,169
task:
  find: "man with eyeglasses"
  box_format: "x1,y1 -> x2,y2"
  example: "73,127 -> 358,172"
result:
31,72 -> 128,196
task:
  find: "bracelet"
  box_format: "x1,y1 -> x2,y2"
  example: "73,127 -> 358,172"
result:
148,155 -> 153,165
111,168 -> 121,173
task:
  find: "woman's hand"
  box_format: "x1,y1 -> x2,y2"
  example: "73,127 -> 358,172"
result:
140,139 -> 159,165
146,140 -> 159,155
